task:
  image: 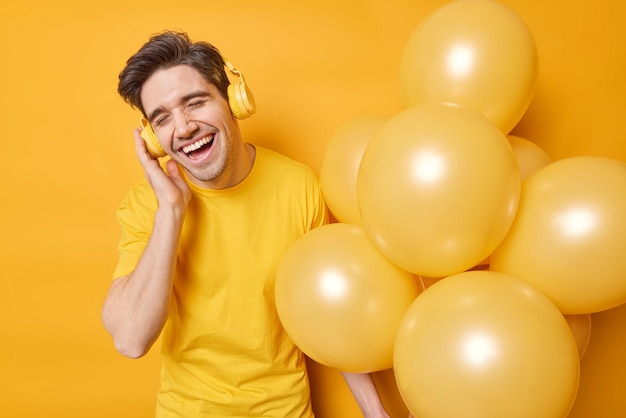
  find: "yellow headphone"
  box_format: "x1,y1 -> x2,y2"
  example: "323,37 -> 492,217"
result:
139,59 -> 256,158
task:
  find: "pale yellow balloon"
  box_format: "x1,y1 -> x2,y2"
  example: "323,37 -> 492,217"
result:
564,314 -> 592,359
394,270 -> 580,418
490,156 -> 626,314
275,223 -> 420,373
507,135 -> 552,180
400,0 -> 538,134
320,116 -> 387,225
357,103 -> 521,277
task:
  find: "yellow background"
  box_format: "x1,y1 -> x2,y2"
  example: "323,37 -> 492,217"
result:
1,0 -> 625,416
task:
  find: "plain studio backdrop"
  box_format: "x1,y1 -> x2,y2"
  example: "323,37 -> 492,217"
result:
1,0 -> 625,416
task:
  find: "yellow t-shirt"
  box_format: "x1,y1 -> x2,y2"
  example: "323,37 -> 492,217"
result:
114,146 -> 328,417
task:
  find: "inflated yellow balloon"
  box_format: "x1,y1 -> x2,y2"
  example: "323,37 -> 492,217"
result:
394,270 -> 580,418
320,116 -> 387,225
564,314 -> 592,359
400,0 -> 538,133
507,135 -> 553,180
490,156 -> 626,314
357,103 -> 521,277
275,223 -> 419,373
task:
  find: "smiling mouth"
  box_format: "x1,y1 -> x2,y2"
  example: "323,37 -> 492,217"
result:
181,135 -> 215,157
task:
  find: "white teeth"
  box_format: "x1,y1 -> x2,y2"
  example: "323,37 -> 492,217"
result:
182,136 -> 212,154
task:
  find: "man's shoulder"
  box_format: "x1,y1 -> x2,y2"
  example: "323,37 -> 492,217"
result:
255,146 -> 315,177
119,178 -> 157,211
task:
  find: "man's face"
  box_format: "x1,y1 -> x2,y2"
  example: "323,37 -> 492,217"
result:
140,64 -> 239,189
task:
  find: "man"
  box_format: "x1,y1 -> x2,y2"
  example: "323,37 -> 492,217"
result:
102,30 -> 391,417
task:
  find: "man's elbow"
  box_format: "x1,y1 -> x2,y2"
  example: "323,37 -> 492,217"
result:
102,316 -> 152,359
113,336 -> 152,359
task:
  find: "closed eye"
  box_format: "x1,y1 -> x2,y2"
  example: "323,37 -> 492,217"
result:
188,99 -> 207,108
154,115 -> 170,127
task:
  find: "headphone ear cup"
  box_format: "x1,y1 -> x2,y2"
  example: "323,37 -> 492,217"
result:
228,81 -> 256,120
139,117 -> 167,158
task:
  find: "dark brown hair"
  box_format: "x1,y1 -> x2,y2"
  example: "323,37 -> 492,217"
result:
117,30 -> 230,115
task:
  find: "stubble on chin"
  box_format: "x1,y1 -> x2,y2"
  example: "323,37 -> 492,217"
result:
183,140 -> 232,185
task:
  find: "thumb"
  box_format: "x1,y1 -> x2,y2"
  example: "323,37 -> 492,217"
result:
165,159 -> 183,180
164,160 -> 191,200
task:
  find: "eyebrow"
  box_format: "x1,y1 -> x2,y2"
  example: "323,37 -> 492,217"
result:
146,90 -> 211,124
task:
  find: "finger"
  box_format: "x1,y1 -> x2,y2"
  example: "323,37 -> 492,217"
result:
165,159 -> 181,179
133,128 -> 154,165
164,160 -> 188,190
164,160 -> 191,204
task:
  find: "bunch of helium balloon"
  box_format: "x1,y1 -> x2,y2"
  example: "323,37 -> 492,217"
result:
274,0 -> 626,416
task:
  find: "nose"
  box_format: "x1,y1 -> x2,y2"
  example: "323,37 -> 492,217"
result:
173,112 -> 198,139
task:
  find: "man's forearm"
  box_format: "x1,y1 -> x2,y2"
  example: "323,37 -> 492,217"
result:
342,372 -> 391,418
102,206 -> 183,358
